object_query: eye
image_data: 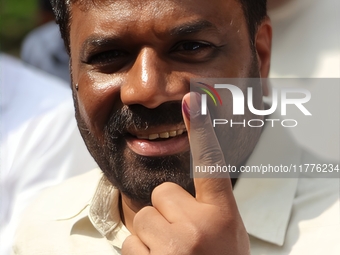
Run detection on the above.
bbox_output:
[176,41,212,52]
[86,50,129,65]
[170,41,218,62]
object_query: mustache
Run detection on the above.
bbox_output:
[104,101,184,138]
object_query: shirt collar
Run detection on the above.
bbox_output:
[54,169,130,249]
[88,175,130,249]
[234,122,301,246]
[53,169,103,221]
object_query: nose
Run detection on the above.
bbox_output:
[121,47,187,108]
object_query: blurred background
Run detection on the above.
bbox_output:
[1,0,51,56]
[1,2,98,255]
[1,0,70,82]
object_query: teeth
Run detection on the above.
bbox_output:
[177,129,184,135]
[160,132,170,138]
[169,131,177,137]
[148,134,159,140]
[136,128,186,140]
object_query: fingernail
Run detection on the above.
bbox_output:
[190,92,202,119]
[182,100,191,119]
[182,92,202,120]
[191,92,201,112]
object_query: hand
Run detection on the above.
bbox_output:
[122,92,250,255]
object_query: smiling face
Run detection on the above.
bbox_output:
[69,0,269,205]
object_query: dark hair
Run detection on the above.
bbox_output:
[40,0,53,12]
[238,0,267,47]
[50,0,267,54]
[38,0,52,12]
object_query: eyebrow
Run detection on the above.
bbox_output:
[80,36,121,59]
[80,20,219,59]
[169,20,218,36]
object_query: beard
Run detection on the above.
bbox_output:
[74,53,260,207]
[76,101,194,206]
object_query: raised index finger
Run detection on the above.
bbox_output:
[182,92,236,206]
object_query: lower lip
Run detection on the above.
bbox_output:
[126,134,190,157]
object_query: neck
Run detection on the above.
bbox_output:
[120,194,144,234]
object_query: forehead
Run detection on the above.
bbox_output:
[71,0,242,16]
[69,0,245,37]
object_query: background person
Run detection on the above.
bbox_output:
[21,0,70,82]
[0,53,97,255]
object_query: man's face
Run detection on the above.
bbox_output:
[69,0,265,205]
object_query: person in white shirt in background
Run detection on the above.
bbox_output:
[0,53,97,255]
[267,0,339,162]
[21,21,70,83]
[21,0,70,83]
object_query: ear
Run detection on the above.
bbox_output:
[255,17,272,96]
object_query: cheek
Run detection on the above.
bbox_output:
[202,39,254,78]
[75,72,123,137]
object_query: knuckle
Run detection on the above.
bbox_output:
[179,222,205,251]
[121,235,135,251]
[133,205,154,226]
[151,182,180,203]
